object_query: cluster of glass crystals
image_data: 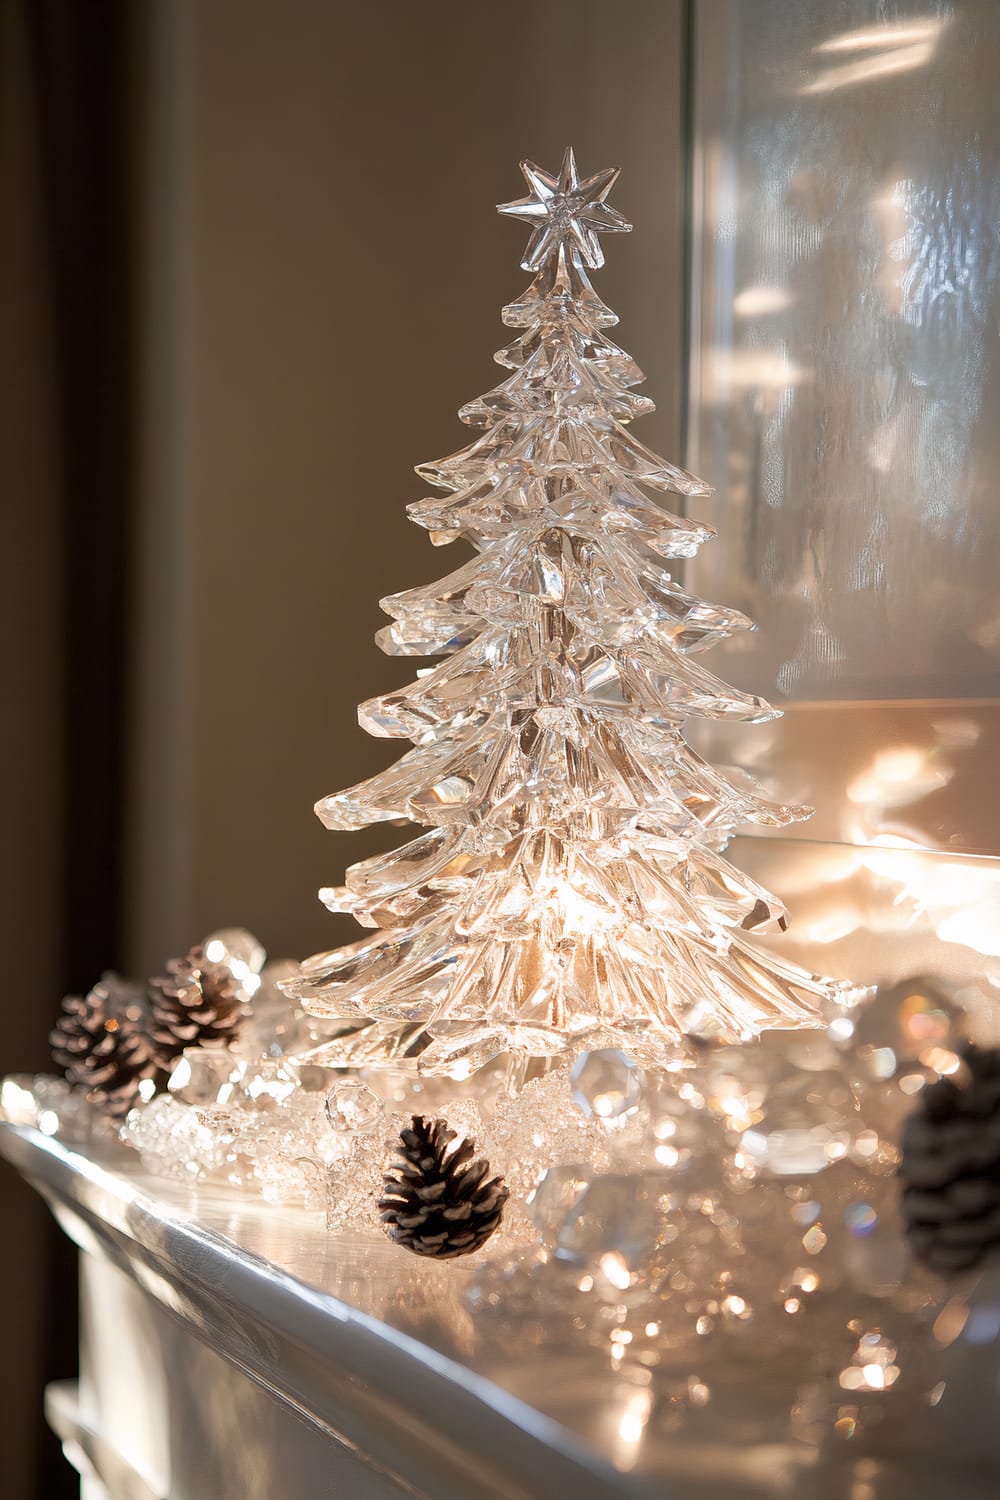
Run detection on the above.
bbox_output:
[284,149,860,1077]
[468,979,969,1458]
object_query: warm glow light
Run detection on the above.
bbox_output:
[933,1298,969,1347]
[920,1047,962,1077]
[618,1410,645,1444]
[802,18,946,96]
[846,744,950,810]
[814,19,947,53]
[732,286,795,318]
[612,1386,654,1464]
[710,347,811,393]
[600,1252,632,1291]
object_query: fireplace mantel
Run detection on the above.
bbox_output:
[4,1120,997,1500]
[1,1122,667,1500]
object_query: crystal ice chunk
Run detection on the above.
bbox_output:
[240,1058,300,1109]
[570,1049,643,1121]
[555,1172,665,1269]
[202,927,266,998]
[168,1049,245,1106]
[527,1163,595,1246]
[324,1079,385,1133]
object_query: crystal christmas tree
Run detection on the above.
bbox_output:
[286,149,854,1079]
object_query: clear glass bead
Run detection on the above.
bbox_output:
[168,1049,245,1107]
[325,1078,385,1133]
[570,1049,643,1121]
[240,1058,300,1109]
[201,927,267,998]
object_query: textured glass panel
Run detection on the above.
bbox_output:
[688,0,1000,861]
[688,0,1000,704]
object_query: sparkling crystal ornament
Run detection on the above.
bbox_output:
[240,1057,300,1109]
[325,1078,385,1133]
[284,147,862,1076]
[570,1049,643,1121]
[201,927,267,997]
[738,1067,856,1176]
[239,959,307,1058]
[554,1172,667,1272]
[167,1048,245,1107]
[526,1162,594,1246]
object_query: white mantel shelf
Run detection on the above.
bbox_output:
[5,1121,999,1500]
[2,1121,670,1500]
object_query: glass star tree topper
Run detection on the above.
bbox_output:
[285,149,856,1079]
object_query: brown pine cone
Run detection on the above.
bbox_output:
[900,1044,1000,1273]
[379,1115,509,1259]
[50,973,158,1118]
[148,946,244,1069]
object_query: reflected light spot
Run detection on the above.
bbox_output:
[600,1253,632,1291]
[733,285,795,318]
[618,1409,645,1445]
[920,1047,962,1076]
[803,36,941,95]
[814,18,948,53]
[933,1298,969,1347]
[708,347,811,394]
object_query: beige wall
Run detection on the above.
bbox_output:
[127,0,687,974]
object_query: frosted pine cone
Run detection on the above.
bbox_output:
[379,1116,509,1259]
[148,947,244,1069]
[900,1044,1000,1273]
[51,973,157,1118]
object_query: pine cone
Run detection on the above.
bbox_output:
[148,946,244,1069]
[900,1044,1000,1273]
[379,1115,509,1259]
[51,973,158,1118]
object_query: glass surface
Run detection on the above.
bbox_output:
[688,0,1000,705]
[687,0,1000,875]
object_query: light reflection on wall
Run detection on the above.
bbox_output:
[736,834,1000,1039]
[802,16,949,96]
